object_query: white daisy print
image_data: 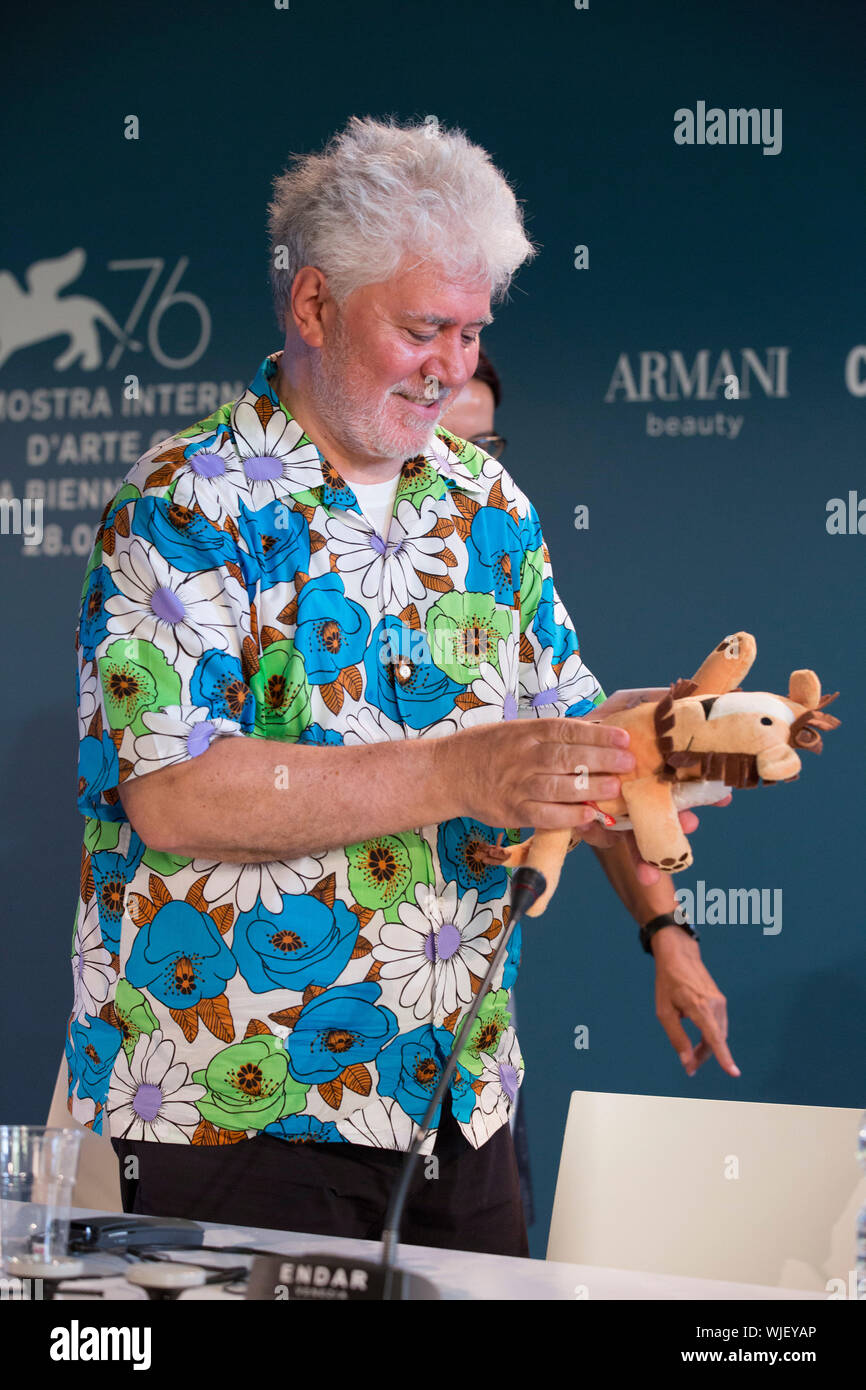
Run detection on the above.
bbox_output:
[466,1026,524,1144]
[133,704,245,776]
[171,440,252,523]
[72,896,114,1021]
[480,454,520,507]
[459,635,520,728]
[232,397,324,505]
[71,1095,98,1126]
[429,434,485,494]
[523,646,601,717]
[193,855,326,915]
[552,589,570,628]
[417,713,461,739]
[337,1097,436,1156]
[373,880,494,1021]
[326,494,449,608]
[104,537,239,664]
[343,705,404,744]
[76,655,99,738]
[107,1031,206,1142]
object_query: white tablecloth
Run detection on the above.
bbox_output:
[51,1207,828,1301]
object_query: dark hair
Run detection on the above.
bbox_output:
[473,344,502,408]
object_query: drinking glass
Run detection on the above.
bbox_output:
[0,1125,83,1275]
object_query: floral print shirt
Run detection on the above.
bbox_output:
[67,350,605,1155]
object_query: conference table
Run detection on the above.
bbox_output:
[44,1206,828,1301]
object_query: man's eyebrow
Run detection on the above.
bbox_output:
[401,310,494,328]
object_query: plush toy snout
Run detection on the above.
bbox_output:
[755,744,803,782]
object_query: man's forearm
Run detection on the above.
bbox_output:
[128,732,465,861]
[590,837,678,926]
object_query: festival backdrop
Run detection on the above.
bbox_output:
[1,0,863,1258]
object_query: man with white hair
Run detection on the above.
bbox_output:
[69,115,736,1257]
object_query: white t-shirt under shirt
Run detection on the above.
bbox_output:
[348,473,401,540]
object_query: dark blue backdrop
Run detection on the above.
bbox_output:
[2,0,863,1259]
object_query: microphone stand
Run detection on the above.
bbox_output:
[379,864,547,1300]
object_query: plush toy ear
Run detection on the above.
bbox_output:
[788,669,821,708]
[690,632,756,695]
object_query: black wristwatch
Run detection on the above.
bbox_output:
[639,912,700,955]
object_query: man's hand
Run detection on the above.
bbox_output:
[650,927,741,1078]
[452,715,635,832]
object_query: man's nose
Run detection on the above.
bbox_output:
[422,337,474,392]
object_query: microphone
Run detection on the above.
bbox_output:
[507,865,547,922]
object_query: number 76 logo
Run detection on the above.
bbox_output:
[0,248,211,374]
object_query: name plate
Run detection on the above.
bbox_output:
[244,1253,438,1301]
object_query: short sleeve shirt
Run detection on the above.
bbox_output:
[67,349,606,1155]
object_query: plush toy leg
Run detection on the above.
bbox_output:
[514,828,575,916]
[690,632,756,696]
[476,836,529,868]
[475,829,581,916]
[476,829,585,871]
[621,776,693,871]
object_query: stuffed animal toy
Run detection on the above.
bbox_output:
[479,632,840,915]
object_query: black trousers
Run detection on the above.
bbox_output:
[110,1091,529,1258]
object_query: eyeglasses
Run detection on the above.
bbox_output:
[469,433,507,460]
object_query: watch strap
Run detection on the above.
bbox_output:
[639,912,700,955]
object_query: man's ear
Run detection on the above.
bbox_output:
[289,265,332,348]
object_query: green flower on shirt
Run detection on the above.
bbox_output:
[288,486,321,510]
[518,545,545,633]
[80,484,141,602]
[425,592,512,684]
[453,987,513,1077]
[192,1035,308,1131]
[113,979,159,1062]
[178,404,232,438]
[346,832,434,923]
[394,456,441,507]
[83,815,121,856]
[141,847,192,875]
[451,437,486,473]
[249,639,311,739]
[98,638,182,734]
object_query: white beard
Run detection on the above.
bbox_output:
[307,315,442,461]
